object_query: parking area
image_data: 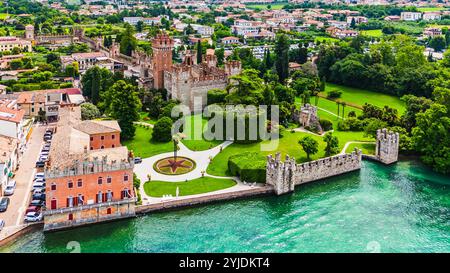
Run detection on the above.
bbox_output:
[0,124,47,234]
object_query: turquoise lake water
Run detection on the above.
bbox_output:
[1,160,449,253]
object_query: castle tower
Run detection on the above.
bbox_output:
[25,24,34,41]
[109,41,120,59]
[225,60,242,76]
[151,32,174,90]
[375,128,399,164]
[204,49,217,68]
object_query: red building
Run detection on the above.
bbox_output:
[43,107,135,231]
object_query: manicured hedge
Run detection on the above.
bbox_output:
[319,118,333,131]
[228,152,266,183]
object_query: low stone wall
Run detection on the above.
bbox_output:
[266,149,362,195]
[0,223,43,248]
[136,186,273,214]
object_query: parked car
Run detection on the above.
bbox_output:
[0,197,10,212]
[3,185,15,196]
[39,155,49,162]
[0,219,4,231]
[32,193,46,201]
[134,157,142,164]
[32,182,45,192]
[33,178,45,184]
[33,188,46,194]
[30,199,45,208]
[35,172,45,179]
[36,161,45,168]
[7,180,16,188]
[44,135,52,141]
[25,206,41,214]
[25,211,43,222]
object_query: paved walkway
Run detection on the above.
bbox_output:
[340,141,375,154]
[0,125,45,239]
[134,121,154,128]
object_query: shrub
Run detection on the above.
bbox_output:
[152,117,173,142]
[326,90,342,99]
[80,103,101,120]
[228,152,266,183]
[207,89,227,105]
[337,117,363,131]
[319,118,333,131]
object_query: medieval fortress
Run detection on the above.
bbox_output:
[132,33,242,111]
[266,128,400,195]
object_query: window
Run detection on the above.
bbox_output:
[51,199,57,210]
[90,147,93,150]
[107,208,112,215]
[90,136,93,141]
[121,189,131,199]
[97,191,102,203]
[68,180,73,189]
[68,214,73,221]
[100,135,105,140]
[67,196,74,208]
[107,176,112,184]
[112,134,115,140]
[51,183,56,191]
[77,179,83,187]
[98,177,103,185]
[107,191,113,202]
[112,144,115,148]
[101,146,104,149]
[77,194,84,206]
[124,174,129,182]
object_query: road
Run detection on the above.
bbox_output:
[0,125,45,232]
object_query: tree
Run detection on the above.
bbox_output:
[81,66,114,108]
[120,23,137,56]
[46,52,59,63]
[215,48,225,66]
[196,41,203,64]
[274,34,290,83]
[136,21,144,32]
[226,69,265,105]
[323,132,339,156]
[429,36,446,52]
[298,136,318,160]
[103,80,142,140]
[80,103,101,120]
[152,117,173,142]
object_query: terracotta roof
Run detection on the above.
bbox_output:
[74,120,121,135]
[0,106,25,123]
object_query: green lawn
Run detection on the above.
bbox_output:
[361,29,383,37]
[138,112,156,125]
[123,126,173,158]
[0,13,9,20]
[418,7,447,12]
[345,142,376,155]
[207,130,373,176]
[181,114,222,151]
[143,177,237,197]
[322,83,406,114]
[315,36,339,43]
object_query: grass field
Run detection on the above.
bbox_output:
[207,130,372,176]
[315,36,339,43]
[138,112,156,125]
[345,142,376,155]
[321,83,406,114]
[0,13,9,20]
[143,177,237,197]
[361,29,383,37]
[181,114,222,151]
[246,3,287,10]
[123,126,173,158]
[417,7,447,12]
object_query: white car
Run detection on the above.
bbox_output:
[32,182,45,191]
[25,212,43,222]
[7,180,16,188]
[34,173,45,180]
[0,219,4,231]
[3,185,15,196]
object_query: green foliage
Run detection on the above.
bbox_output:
[364,118,388,138]
[120,23,137,56]
[207,88,227,105]
[327,89,342,99]
[80,103,101,120]
[337,117,364,131]
[319,119,333,131]
[103,80,142,140]
[274,34,290,83]
[298,136,319,160]
[152,117,173,142]
[228,152,266,183]
[81,66,114,107]
[226,69,265,105]
[323,132,340,156]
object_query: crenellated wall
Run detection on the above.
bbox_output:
[375,128,399,164]
[266,149,362,195]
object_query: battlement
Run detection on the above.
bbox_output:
[375,128,399,164]
[266,149,362,195]
[45,156,134,179]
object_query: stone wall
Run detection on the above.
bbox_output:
[375,128,399,164]
[266,149,362,195]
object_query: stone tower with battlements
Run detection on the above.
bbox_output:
[25,24,34,41]
[151,32,174,90]
[375,128,399,164]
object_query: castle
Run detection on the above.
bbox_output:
[266,128,400,195]
[133,33,242,112]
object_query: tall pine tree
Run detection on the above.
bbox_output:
[275,34,290,83]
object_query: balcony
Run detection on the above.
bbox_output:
[43,197,137,216]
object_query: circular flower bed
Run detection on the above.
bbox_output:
[153,156,196,175]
